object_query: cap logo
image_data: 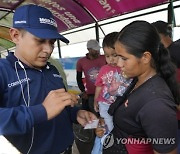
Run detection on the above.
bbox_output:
[14,20,27,24]
[39,18,57,27]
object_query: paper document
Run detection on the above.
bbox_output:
[84,119,99,129]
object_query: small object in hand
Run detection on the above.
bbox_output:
[84,119,99,129]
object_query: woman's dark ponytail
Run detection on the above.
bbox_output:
[156,44,180,104]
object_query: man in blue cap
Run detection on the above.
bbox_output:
[0,4,97,154]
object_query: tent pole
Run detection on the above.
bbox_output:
[57,40,62,58]
[168,0,176,39]
[95,23,99,42]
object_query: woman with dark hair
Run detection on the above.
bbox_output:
[152,21,180,153]
[98,21,180,154]
[151,20,180,69]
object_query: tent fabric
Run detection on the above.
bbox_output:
[0,26,15,50]
[0,0,169,52]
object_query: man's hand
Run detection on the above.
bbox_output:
[77,110,97,127]
[43,88,79,120]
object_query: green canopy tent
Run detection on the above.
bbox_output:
[0,26,15,57]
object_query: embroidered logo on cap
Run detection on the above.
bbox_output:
[39,18,57,27]
[15,20,27,24]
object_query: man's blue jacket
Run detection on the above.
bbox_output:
[0,52,79,153]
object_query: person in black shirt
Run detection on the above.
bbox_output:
[96,21,180,154]
[152,20,180,152]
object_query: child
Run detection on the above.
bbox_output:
[91,32,133,154]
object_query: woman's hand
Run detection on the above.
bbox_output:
[95,118,106,137]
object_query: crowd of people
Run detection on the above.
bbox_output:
[0,4,179,154]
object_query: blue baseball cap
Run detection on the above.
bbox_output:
[13,4,69,44]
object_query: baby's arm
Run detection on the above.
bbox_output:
[94,86,102,112]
